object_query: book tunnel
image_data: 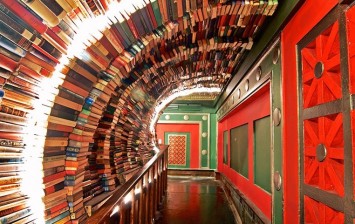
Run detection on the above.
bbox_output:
[0,0,355,223]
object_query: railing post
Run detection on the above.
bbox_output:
[138,179,144,224]
[86,146,168,224]
[119,201,126,224]
[130,188,135,224]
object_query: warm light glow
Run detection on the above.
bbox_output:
[134,188,141,195]
[20,62,66,223]
[19,1,145,221]
[110,206,120,217]
[124,194,133,204]
[149,87,221,134]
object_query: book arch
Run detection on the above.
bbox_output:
[0,0,277,222]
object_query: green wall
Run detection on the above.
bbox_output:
[158,106,217,169]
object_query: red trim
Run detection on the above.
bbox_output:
[218,84,271,219]
[281,1,337,222]
[156,123,200,168]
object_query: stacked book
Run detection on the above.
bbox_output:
[79,72,115,221]
[0,0,278,221]
[0,110,33,223]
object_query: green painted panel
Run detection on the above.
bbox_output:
[223,130,228,164]
[230,124,249,178]
[164,105,216,113]
[164,132,190,169]
[271,42,283,224]
[158,112,211,168]
[210,114,217,169]
[254,116,271,193]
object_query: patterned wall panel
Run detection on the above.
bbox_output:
[301,21,341,108]
[159,113,212,168]
[303,113,344,196]
[304,196,344,223]
[167,134,187,166]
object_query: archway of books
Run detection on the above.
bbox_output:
[0,0,277,222]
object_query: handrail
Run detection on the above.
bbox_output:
[87,145,168,224]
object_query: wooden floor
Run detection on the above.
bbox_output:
[155,175,237,224]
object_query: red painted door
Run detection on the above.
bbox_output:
[156,123,200,169]
[283,1,355,223]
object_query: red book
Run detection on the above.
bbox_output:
[65,160,78,168]
[31,44,60,64]
[16,65,42,81]
[145,1,158,29]
[19,58,52,78]
[24,52,55,72]
[61,80,89,98]
[45,28,68,50]
[0,204,28,217]
[99,0,109,10]
[43,171,66,183]
[125,16,139,39]
[68,133,83,141]
[86,47,109,69]
[44,184,60,195]
[0,53,17,72]
[111,56,127,68]
[103,29,124,52]
[47,122,74,133]
[99,35,119,58]
[0,0,47,34]
[0,131,24,141]
[45,200,68,215]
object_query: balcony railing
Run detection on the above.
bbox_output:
[87,145,168,224]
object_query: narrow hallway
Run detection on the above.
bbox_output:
[156,175,237,224]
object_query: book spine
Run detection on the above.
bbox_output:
[41,0,67,19]
[43,171,66,183]
[0,204,27,217]
[0,208,32,223]
[112,22,131,49]
[130,11,146,37]
[118,19,135,44]
[44,181,65,195]
[0,1,47,34]
[99,35,119,58]
[0,22,32,51]
[0,49,17,72]
[124,17,139,40]
[145,2,158,29]
[45,210,70,224]
[21,0,60,27]
[140,6,154,32]
[0,176,22,185]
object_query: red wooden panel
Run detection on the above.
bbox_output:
[156,123,200,168]
[304,196,344,223]
[304,113,344,196]
[351,110,355,197]
[218,84,271,219]
[346,6,355,94]
[301,22,341,108]
[282,1,338,222]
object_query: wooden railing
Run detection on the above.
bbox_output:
[87,145,168,224]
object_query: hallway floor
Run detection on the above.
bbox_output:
[156,175,237,224]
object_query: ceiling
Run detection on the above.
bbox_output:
[0,0,281,136]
